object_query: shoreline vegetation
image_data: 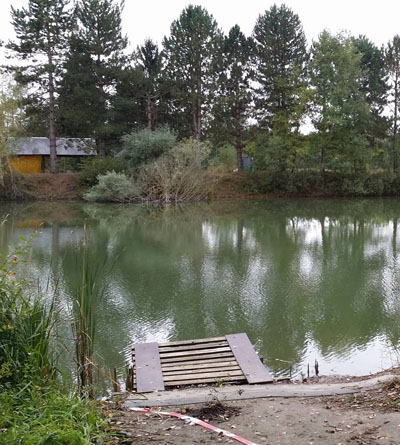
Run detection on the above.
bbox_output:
[4,169,400,203]
[0,232,111,444]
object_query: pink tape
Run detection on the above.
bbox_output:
[129,406,259,445]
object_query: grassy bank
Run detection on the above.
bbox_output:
[0,384,108,444]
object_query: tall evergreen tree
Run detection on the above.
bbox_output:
[252,4,308,129]
[137,39,163,130]
[72,0,128,153]
[7,0,73,173]
[309,31,371,173]
[214,25,252,170]
[108,65,148,139]
[385,36,400,173]
[353,36,388,155]
[162,5,223,140]
[57,36,99,138]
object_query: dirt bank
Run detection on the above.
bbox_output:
[20,173,83,200]
[106,371,400,444]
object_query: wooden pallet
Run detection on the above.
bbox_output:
[130,333,273,393]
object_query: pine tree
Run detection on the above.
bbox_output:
[73,0,128,154]
[385,36,400,173]
[215,25,252,170]
[252,4,308,129]
[57,35,99,138]
[162,5,223,140]
[353,36,388,154]
[136,39,163,130]
[7,0,73,173]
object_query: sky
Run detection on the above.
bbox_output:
[0,0,400,55]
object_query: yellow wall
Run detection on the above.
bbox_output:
[10,155,42,174]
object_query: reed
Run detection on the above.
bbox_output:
[67,228,108,397]
[0,237,56,385]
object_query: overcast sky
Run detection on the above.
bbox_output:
[0,0,400,55]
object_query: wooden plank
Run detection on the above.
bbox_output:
[161,360,239,372]
[158,336,226,347]
[138,351,235,364]
[164,375,245,386]
[163,365,242,376]
[158,341,228,353]
[133,356,236,368]
[163,369,244,382]
[159,346,231,358]
[134,342,164,393]
[226,333,273,384]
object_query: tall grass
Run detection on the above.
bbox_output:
[0,229,112,444]
[66,229,109,397]
[0,235,56,385]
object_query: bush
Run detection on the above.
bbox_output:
[211,144,237,172]
[119,126,177,168]
[84,171,140,203]
[79,156,126,186]
[138,138,211,202]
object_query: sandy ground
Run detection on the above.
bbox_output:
[106,372,400,444]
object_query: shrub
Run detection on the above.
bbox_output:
[119,126,177,168]
[138,138,211,202]
[79,156,126,186]
[84,171,139,203]
[211,144,237,172]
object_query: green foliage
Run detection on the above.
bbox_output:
[120,127,177,168]
[84,171,139,203]
[240,170,400,197]
[59,0,128,149]
[211,25,252,169]
[138,138,211,202]
[385,35,400,172]
[163,5,223,139]
[0,235,56,386]
[252,4,308,128]
[136,39,163,130]
[211,144,237,172]
[79,156,126,186]
[0,384,108,444]
[309,31,371,172]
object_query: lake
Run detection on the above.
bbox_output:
[1,199,399,379]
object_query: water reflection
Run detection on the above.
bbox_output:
[0,199,399,377]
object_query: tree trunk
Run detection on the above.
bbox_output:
[320,146,325,173]
[96,54,106,157]
[146,95,153,130]
[47,48,57,173]
[393,73,399,173]
[193,96,201,141]
[193,74,201,141]
[234,104,244,171]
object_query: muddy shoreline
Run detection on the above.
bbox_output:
[106,368,400,444]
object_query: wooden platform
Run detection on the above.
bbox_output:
[129,333,273,393]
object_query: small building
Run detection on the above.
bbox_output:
[8,137,97,173]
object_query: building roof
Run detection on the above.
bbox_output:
[8,137,97,156]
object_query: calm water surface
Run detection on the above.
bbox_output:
[1,199,400,378]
